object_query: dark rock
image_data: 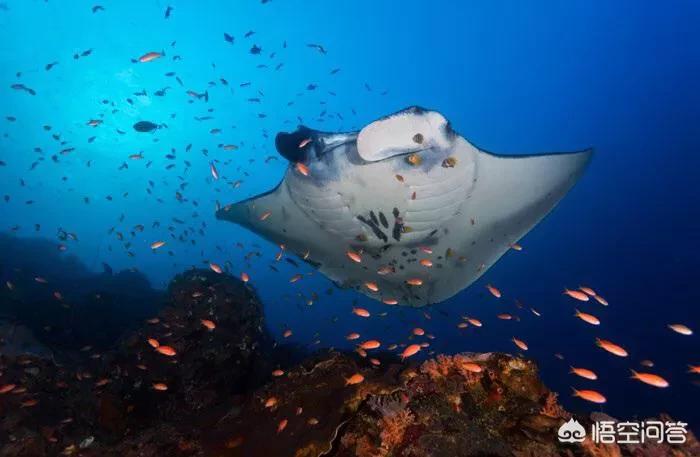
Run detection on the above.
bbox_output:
[0,234,162,352]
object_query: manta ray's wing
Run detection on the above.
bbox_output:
[428,139,593,304]
[215,177,352,284]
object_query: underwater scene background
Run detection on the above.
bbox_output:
[1,0,699,446]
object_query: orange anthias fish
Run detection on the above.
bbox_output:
[21,398,39,408]
[209,263,223,274]
[401,344,421,360]
[0,384,17,394]
[277,418,288,433]
[150,240,166,250]
[346,250,362,263]
[412,327,425,336]
[575,309,600,326]
[359,340,380,350]
[201,319,216,331]
[564,289,589,302]
[486,284,501,298]
[593,294,609,306]
[579,286,596,296]
[155,345,177,356]
[668,324,693,336]
[152,382,168,391]
[147,338,160,348]
[467,318,482,327]
[364,281,379,292]
[512,337,528,351]
[138,51,164,63]
[570,367,598,380]
[572,388,606,404]
[596,338,628,357]
[352,307,370,318]
[459,361,482,373]
[295,162,310,176]
[346,332,360,340]
[345,373,364,385]
[630,370,670,388]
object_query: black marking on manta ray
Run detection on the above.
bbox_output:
[379,212,389,228]
[357,215,388,242]
[370,211,379,226]
[392,207,404,242]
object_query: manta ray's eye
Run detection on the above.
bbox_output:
[412,133,424,144]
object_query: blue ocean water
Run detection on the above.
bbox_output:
[1,0,699,431]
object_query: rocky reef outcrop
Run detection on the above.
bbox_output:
[0,269,697,457]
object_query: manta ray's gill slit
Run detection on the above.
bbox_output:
[369,211,379,226]
[356,215,387,242]
[378,212,389,228]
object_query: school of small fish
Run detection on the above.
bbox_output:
[0,2,697,446]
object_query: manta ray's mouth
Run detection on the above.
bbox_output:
[275,127,314,162]
[276,127,362,166]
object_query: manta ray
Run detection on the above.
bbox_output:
[217,107,592,307]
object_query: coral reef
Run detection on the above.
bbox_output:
[0,269,698,456]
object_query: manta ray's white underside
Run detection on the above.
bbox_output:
[217,107,592,307]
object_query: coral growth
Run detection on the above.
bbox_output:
[540,392,570,419]
[379,409,414,452]
[0,270,698,456]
